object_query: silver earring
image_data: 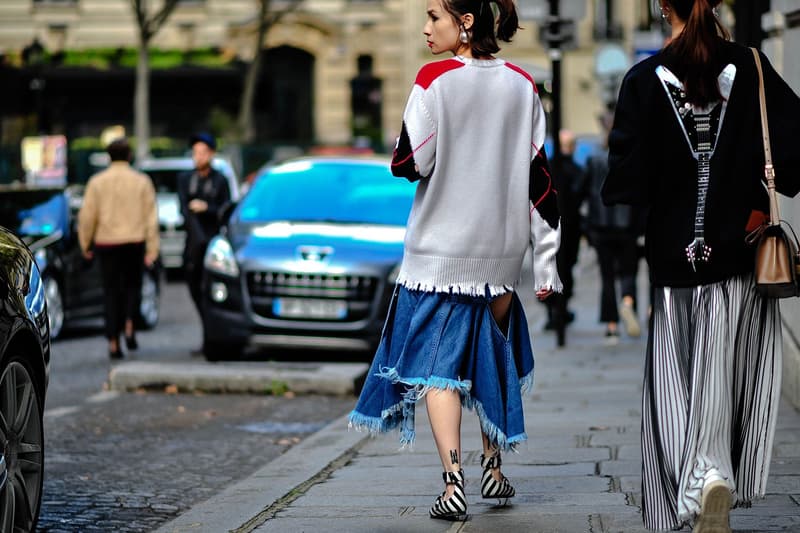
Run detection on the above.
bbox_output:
[459,26,469,44]
[660,7,669,20]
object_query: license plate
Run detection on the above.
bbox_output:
[273,298,347,319]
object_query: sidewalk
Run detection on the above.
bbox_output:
[157,246,800,533]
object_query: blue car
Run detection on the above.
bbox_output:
[201,156,417,360]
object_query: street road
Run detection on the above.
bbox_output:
[38,280,357,532]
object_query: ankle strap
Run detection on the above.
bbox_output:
[480,453,502,469]
[442,470,464,484]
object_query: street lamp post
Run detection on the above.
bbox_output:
[546,0,567,347]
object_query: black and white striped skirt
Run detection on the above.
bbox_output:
[641,273,782,530]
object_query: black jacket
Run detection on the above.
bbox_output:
[604,41,800,288]
[177,168,231,251]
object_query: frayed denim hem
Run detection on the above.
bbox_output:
[348,368,532,452]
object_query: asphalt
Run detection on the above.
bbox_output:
[151,246,800,533]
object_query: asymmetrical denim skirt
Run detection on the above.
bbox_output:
[348,285,535,451]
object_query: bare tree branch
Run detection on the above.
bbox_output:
[236,0,304,143]
[147,0,181,39]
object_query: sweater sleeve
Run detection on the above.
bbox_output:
[391,84,437,182]
[77,178,98,255]
[604,69,651,206]
[143,178,160,263]
[529,94,563,293]
[760,51,800,198]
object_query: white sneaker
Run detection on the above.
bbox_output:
[694,478,732,533]
[619,302,641,338]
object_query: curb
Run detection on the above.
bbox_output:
[155,412,370,533]
[108,361,369,396]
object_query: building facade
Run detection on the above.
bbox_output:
[0,0,664,151]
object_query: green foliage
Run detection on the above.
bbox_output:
[265,380,290,396]
[57,47,233,70]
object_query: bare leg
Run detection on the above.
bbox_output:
[426,389,462,497]
[125,318,134,338]
[480,292,514,481]
[489,292,513,337]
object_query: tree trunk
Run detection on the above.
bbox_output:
[237,47,263,144]
[237,0,271,144]
[134,42,150,161]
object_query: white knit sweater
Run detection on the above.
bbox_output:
[391,56,562,296]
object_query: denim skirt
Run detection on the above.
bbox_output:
[348,285,535,451]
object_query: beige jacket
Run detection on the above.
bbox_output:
[78,161,159,262]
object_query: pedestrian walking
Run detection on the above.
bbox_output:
[177,133,231,339]
[604,1,800,531]
[583,112,644,343]
[545,130,583,337]
[78,137,159,359]
[349,0,561,521]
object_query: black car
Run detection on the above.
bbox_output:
[0,224,50,530]
[201,156,416,361]
[0,186,162,340]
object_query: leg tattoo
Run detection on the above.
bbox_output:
[450,449,459,466]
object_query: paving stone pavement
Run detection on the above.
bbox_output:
[160,249,800,533]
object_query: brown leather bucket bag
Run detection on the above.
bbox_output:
[747,48,800,298]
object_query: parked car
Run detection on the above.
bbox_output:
[0,224,49,530]
[136,156,241,271]
[201,156,417,360]
[0,185,162,340]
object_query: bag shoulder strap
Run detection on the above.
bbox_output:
[751,47,781,226]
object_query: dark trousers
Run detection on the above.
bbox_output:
[97,242,145,341]
[591,229,639,323]
[184,243,208,318]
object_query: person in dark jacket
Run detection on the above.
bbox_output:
[177,132,231,322]
[545,130,583,334]
[604,1,800,531]
[583,113,644,342]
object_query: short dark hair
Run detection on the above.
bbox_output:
[106,138,131,162]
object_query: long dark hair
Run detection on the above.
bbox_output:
[443,0,520,57]
[664,0,731,106]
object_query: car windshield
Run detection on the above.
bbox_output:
[0,189,67,238]
[237,160,416,226]
[145,169,182,194]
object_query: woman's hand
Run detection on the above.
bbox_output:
[535,287,554,301]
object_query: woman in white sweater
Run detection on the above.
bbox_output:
[349,0,561,520]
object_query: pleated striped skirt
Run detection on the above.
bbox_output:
[641,273,782,530]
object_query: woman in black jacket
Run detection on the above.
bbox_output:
[604,1,800,531]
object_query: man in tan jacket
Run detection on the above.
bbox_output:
[78,137,159,359]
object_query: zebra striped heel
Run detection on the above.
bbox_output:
[429,470,467,521]
[480,452,515,505]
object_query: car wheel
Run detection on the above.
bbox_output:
[137,270,160,330]
[0,356,44,532]
[202,340,243,362]
[43,277,63,340]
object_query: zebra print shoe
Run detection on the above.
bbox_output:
[480,452,515,505]
[429,469,468,521]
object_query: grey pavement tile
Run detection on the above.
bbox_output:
[773,442,800,457]
[617,476,641,493]
[600,460,643,477]
[460,512,599,532]
[765,476,800,494]
[765,458,800,475]
[616,445,643,461]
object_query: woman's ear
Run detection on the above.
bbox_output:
[461,13,474,31]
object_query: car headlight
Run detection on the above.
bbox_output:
[387,264,401,283]
[204,236,239,277]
